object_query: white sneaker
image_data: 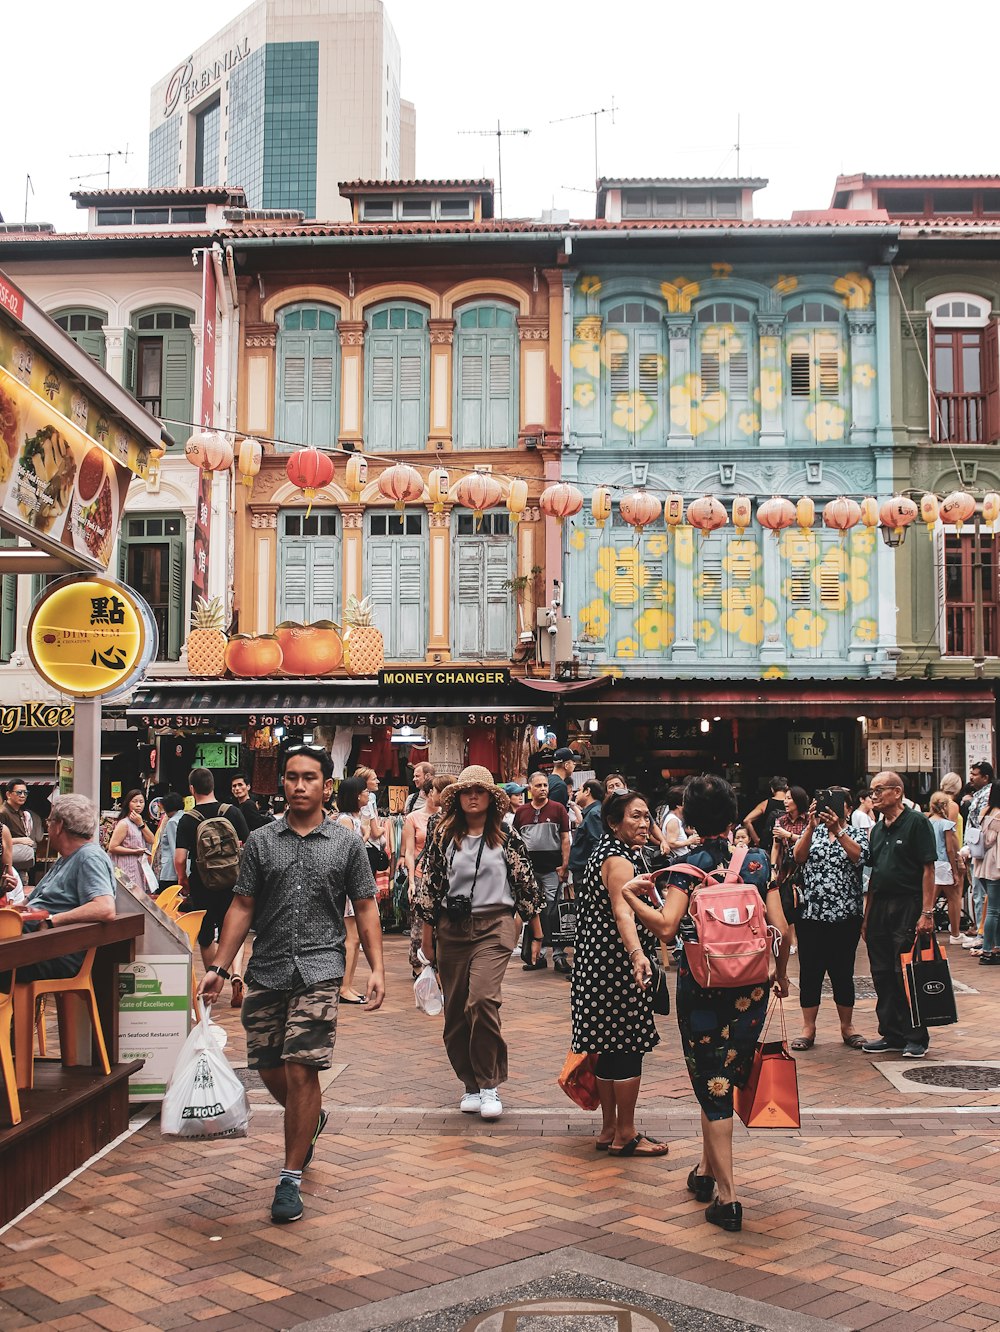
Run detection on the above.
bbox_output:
[459,1092,481,1113]
[479,1088,503,1120]
[950,934,974,945]
[962,935,983,949]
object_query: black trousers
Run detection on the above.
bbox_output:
[865,895,929,1047]
[796,917,863,1008]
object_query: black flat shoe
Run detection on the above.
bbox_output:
[705,1198,742,1232]
[686,1165,716,1203]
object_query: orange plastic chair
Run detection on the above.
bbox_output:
[13,946,111,1091]
[173,911,206,1006]
[0,908,22,1124]
[156,884,184,917]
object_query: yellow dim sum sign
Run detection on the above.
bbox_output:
[28,575,157,699]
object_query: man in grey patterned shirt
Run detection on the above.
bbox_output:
[199,744,385,1224]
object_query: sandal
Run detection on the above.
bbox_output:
[230,975,245,1009]
[607,1134,669,1158]
[842,1034,867,1049]
[791,1035,815,1051]
[339,993,366,1005]
[595,1140,613,1152]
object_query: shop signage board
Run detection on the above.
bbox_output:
[965,718,994,769]
[0,701,74,732]
[190,254,217,611]
[118,955,192,1101]
[378,668,511,688]
[58,757,74,794]
[28,575,158,699]
[788,730,842,762]
[192,741,240,769]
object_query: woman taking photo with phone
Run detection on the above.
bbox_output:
[623,774,789,1232]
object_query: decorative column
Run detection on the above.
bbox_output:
[759,533,787,669]
[543,269,566,439]
[102,327,127,389]
[671,526,697,663]
[519,507,542,632]
[428,318,455,451]
[337,321,365,451]
[248,509,277,635]
[338,505,365,606]
[517,316,549,442]
[870,265,895,447]
[847,309,878,445]
[756,315,786,448]
[427,505,453,657]
[242,323,276,439]
[665,315,693,447]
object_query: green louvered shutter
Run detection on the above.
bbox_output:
[0,536,15,663]
[123,327,138,395]
[368,334,397,451]
[454,540,484,655]
[458,332,485,447]
[397,334,424,450]
[161,329,193,445]
[394,535,425,656]
[277,330,336,450]
[487,331,514,447]
[279,538,309,623]
[278,335,308,448]
[166,536,185,659]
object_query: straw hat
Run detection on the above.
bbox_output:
[440,765,510,815]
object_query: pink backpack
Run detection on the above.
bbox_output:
[671,845,776,989]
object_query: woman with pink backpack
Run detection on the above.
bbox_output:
[623,774,790,1233]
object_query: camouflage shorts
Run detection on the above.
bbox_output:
[242,979,341,1070]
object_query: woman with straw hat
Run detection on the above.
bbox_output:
[416,766,543,1121]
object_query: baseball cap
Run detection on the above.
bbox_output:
[554,748,576,762]
[502,782,527,796]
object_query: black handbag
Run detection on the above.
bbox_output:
[366,842,390,873]
[648,953,671,1016]
[903,933,958,1028]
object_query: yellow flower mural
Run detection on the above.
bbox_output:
[721,586,777,645]
[579,275,602,295]
[612,390,655,432]
[758,367,782,411]
[778,529,818,563]
[674,526,694,567]
[573,381,596,407]
[834,272,873,309]
[646,579,675,606]
[761,665,788,680]
[570,340,600,377]
[599,665,623,678]
[693,572,719,600]
[575,315,602,343]
[712,262,733,277]
[850,528,875,556]
[738,410,761,436]
[693,618,716,643]
[805,401,847,442]
[853,363,876,387]
[600,328,629,368]
[723,538,762,577]
[596,547,650,606]
[569,527,586,550]
[700,324,744,361]
[670,374,725,437]
[617,636,639,659]
[645,532,668,558]
[579,599,610,638]
[787,608,828,649]
[815,547,869,611]
[773,275,798,296]
[854,617,877,642]
[660,277,700,313]
[635,608,675,651]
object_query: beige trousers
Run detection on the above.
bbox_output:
[436,910,518,1092]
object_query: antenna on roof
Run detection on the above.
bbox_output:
[458,120,531,220]
[735,115,741,177]
[69,146,130,190]
[550,97,617,186]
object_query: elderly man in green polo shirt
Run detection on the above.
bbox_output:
[862,771,937,1059]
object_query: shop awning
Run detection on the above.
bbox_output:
[585,678,998,721]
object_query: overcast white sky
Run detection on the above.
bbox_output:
[3,0,997,231]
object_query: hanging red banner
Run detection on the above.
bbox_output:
[191,251,217,605]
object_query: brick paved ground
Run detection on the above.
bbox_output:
[2,936,1000,1331]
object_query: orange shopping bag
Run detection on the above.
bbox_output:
[557,1052,600,1111]
[734,997,800,1129]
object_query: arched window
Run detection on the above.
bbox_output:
[694,301,754,443]
[275,303,339,451]
[53,307,107,367]
[454,303,517,447]
[926,293,995,443]
[785,301,846,443]
[366,302,428,451]
[602,300,666,445]
[127,307,194,445]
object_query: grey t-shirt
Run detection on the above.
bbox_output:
[446,835,513,914]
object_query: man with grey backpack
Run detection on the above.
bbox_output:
[175,768,249,995]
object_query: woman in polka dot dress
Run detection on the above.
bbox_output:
[570,789,667,1159]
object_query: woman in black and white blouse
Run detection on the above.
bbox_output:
[789,787,868,1051]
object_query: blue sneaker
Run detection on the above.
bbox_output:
[270,1178,303,1224]
[861,1037,904,1053]
[902,1042,928,1059]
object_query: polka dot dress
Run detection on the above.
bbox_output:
[570,834,660,1056]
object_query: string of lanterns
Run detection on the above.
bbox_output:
[184,427,994,544]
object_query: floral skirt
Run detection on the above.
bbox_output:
[675,953,768,1121]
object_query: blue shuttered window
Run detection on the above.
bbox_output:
[366,510,426,659]
[786,302,846,442]
[695,303,753,443]
[453,512,513,657]
[602,301,667,445]
[455,305,517,447]
[366,304,428,451]
[277,511,340,623]
[275,305,338,451]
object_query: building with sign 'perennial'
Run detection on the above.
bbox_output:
[147,0,416,220]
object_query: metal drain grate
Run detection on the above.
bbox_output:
[901,1064,1000,1091]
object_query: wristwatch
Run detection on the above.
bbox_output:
[208,964,232,980]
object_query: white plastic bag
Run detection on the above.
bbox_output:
[161,1000,251,1139]
[413,964,443,1016]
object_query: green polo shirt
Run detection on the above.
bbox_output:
[868,806,937,900]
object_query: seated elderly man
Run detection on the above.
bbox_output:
[11,794,116,983]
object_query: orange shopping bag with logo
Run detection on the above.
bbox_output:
[557,1052,600,1111]
[735,997,800,1129]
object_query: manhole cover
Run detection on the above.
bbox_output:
[902,1064,1000,1091]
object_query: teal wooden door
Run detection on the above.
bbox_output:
[367,305,427,451]
[276,307,338,449]
[365,511,426,659]
[453,513,513,658]
[455,306,516,447]
[277,512,340,623]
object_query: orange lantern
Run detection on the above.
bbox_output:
[757,495,796,538]
[286,448,334,516]
[427,467,450,512]
[795,496,815,534]
[940,489,976,532]
[620,490,662,534]
[591,486,612,529]
[185,428,233,472]
[731,495,753,536]
[983,492,1000,531]
[236,437,262,492]
[859,496,879,530]
[823,496,861,533]
[345,453,368,502]
[377,462,425,509]
[686,495,727,534]
[919,492,940,538]
[507,477,529,524]
[664,493,685,528]
[539,482,584,526]
[878,495,918,537]
[456,471,504,521]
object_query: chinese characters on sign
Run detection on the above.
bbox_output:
[28,576,156,699]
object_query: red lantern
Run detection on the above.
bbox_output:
[796,496,815,533]
[456,471,504,518]
[377,462,425,509]
[686,495,727,534]
[940,490,976,532]
[731,495,752,535]
[539,482,584,526]
[185,428,233,472]
[619,490,662,534]
[286,448,334,516]
[823,496,861,533]
[757,495,796,537]
[591,486,612,529]
[878,495,918,536]
[860,496,879,530]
